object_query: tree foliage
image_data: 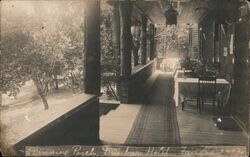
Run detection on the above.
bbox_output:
[1,1,85,109]
[1,30,31,96]
[100,1,119,100]
[156,25,189,53]
[1,0,120,108]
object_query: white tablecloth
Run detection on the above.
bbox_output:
[174,69,192,79]
[174,77,231,107]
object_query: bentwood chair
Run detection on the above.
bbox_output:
[197,75,217,113]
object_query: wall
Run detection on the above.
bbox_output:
[14,97,100,155]
[128,60,156,104]
[200,15,215,63]
[199,1,249,128]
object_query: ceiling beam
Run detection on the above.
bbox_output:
[157,0,164,12]
[134,0,154,23]
[197,1,217,24]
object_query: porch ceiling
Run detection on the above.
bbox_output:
[138,0,217,25]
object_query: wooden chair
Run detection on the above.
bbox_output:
[184,71,193,78]
[197,75,217,113]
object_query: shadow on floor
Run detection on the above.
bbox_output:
[213,117,242,131]
[99,103,119,116]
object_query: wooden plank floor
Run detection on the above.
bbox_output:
[176,103,248,145]
[100,72,248,146]
[125,74,180,145]
[100,103,141,144]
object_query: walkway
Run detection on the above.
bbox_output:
[125,73,180,145]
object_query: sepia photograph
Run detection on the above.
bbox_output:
[0,0,249,156]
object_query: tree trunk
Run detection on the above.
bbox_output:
[44,83,49,93]
[70,73,75,85]
[107,82,119,100]
[0,91,3,107]
[54,74,59,90]
[33,79,49,110]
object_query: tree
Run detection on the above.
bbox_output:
[0,30,31,106]
[156,25,189,56]
[1,1,85,109]
[100,1,119,100]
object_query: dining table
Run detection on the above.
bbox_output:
[174,70,231,108]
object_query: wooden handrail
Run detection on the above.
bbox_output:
[131,60,155,77]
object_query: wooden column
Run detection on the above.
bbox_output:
[218,24,225,75]
[149,24,155,60]
[84,0,101,95]
[141,15,147,65]
[232,19,249,126]
[212,20,216,62]
[120,0,132,77]
[154,27,158,59]
[119,0,133,103]
[110,1,121,99]
[188,27,192,58]
[83,0,100,144]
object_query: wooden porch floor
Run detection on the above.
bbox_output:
[177,103,248,145]
[100,73,248,146]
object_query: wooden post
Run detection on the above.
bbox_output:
[150,24,155,60]
[232,19,249,124]
[84,0,101,95]
[188,26,192,58]
[154,27,157,59]
[83,0,100,144]
[120,0,132,77]
[119,0,133,103]
[110,0,121,99]
[141,15,147,65]
[212,20,216,62]
[199,25,203,61]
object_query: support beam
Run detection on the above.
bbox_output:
[154,26,158,59]
[232,19,249,126]
[198,25,203,61]
[188,26,192,58]
[120,0,132,77]
[157,0,164,14]
[83,0,100,144]
[134,0,153,23]
[141,15,147,65]
[119,0,133,103]
[149,24,155,60]
[110,1,121,99]
[84,0,101,95]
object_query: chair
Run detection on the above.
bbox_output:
[184,71,195,78]
[197,75,217,113]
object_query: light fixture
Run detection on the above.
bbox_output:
[131,17,141,39]
[164,3,178,26]
[238,1,250,22]
[225,0,250,24]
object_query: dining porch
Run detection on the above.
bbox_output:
[100,71,248,146]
